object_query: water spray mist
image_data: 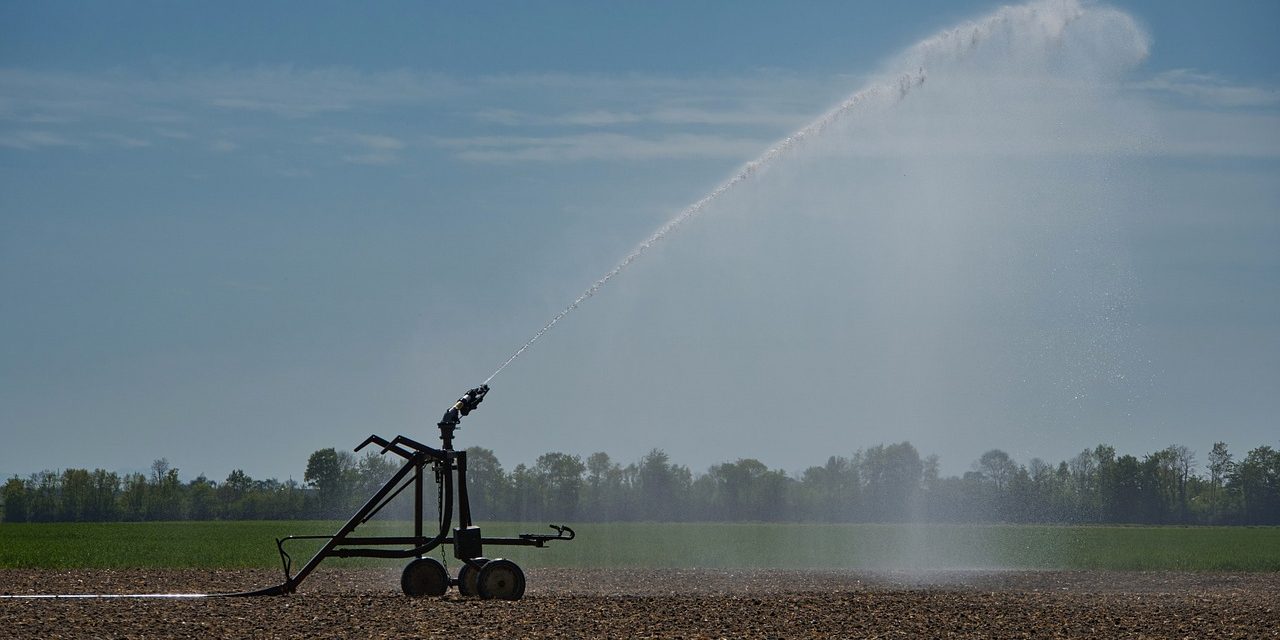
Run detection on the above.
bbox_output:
[483,0,1087,385]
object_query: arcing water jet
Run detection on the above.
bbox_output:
[483,0,1091,385]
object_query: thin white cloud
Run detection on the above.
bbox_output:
[648,107,807,127]
[436,132,767,162]
[474,106,808,129]
[0,67,463,122]
[348,133,405,151]
[15,113,78,124]
[0,66,836,167]
[155,128,192,140]
[554,110,645,127]
[314,131,407,165]
[342,152,398,165]
[473,108,528,126]
[2,64,1275,164]
[0,130,82,150]
[183,67,463,118]
[95,132,151,148]
[1135,69,1280,109]
[473,71,842,98]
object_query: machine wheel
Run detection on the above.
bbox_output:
[476,558,525,600]
[401,557,449,597]
[457,558,489,597]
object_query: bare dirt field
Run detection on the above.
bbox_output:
[2,568,1277,639]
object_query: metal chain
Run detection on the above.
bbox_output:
[436,464,448,573]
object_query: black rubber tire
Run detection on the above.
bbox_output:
[457,558,489,597]
[476,558,525,601]
[401,557,449,597]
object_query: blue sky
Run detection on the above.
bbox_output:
[2,1,1277,482]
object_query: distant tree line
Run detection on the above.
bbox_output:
[3,441,1278,525]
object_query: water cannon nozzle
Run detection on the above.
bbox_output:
[438,384,491,430]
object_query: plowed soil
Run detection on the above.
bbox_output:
[2,568,1277,639]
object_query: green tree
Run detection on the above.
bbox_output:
[145,459,184,521]
[973,450,1025,521]
[463,447,508,520]
[2,477,29,523]
[60,469,93,521]
[219,469,253,519]
[188,475,218,520]
[1207,442,1233,521]
[89,469,121,521]
[1230,446,1280,524]
[304,448,355,516]
[1106,454,1142,523]
[636,449,690,521]
[1026,458,1073,522]
[354,452,401,513]
[584,452,630,521]
[976,450,1018,492]
[534,452,586,520]
[856,442,923,522]
[1166,445,1196,523]
[801,456,858,522]
[1091,445,1118,522]
[1137,448,1181,524]
[508,463,544,521]
[119,472,148,521]
[1068,448,1100,521]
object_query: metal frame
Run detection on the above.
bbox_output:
[233,388,573,597]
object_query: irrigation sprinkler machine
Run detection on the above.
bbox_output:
[242,384,574,600]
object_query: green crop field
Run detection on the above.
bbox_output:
[1,521,1277,571]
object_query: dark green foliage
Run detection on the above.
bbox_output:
[1232,445,1280,524]
[2,440,1279,525]
[303,448,351,517]
[2,477,28,523]
[463,447,508,520]
[534,452,586,521]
